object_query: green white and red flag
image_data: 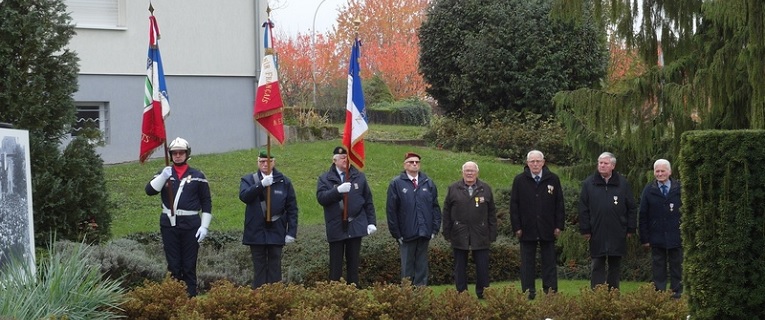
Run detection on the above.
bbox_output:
[139,13,170,163]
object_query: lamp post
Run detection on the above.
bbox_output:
[311,0,328,107]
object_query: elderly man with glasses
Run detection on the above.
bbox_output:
[386,152,442,286]
[510,150,565,300]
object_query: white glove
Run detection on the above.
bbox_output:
[149,166,173,192]
[367,224,377,235]
[397,237,403,245]
[261,174,274,187]
[160,166,173,179]
[196,212,212,243]
[195,227,208,243]
[337,182,351,193]
[431,233,436,239]
[285,235,296,244]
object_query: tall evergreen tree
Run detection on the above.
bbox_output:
[0,0,111,244]
[419,0,608,119]
[551,0,764,181]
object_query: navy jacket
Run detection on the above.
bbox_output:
[145,166,211,230]
[386,171,442,241]
[239,168,298,245]
[442,179,497,250]
[510,166,565,242]
[578,171,638,257]
[639,178,682,249]
[316,164,376,243]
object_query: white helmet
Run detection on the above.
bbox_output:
[168,137,191,156]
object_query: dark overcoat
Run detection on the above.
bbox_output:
[442,179,497,250]
[638,178,682,249]
[317,164,376,243]
[510,166,565,242]
[578,171,637,257]
[239,168,298,245]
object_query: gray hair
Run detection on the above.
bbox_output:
[598,152,617,165]
[654,159,672,171]
[526,150,544,161]
[462,161,479,172]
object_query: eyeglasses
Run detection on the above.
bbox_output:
[257,159,273,163]
[406,160,420,164]
[528,160,543,163]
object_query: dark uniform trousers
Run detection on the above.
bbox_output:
[453,248,489,298]
[328,237,362,285]
[161,226,200,296]
[250,244,284,289]
[591,255,622,290]
[520,239,557,297]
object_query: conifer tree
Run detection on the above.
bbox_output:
[0,0,111,244]
[551,0,764,181]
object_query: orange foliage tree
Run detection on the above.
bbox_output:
[273,0,430,108]
[274,31,342,107]
[334,0,429,99]
[606,36,646,92]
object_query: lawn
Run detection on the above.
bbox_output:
[105,124,645,294]
[106,125,523,237]
[430,279,644,296]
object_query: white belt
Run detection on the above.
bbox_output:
[162,209,199,216]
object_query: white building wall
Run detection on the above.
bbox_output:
[66,0,271,164]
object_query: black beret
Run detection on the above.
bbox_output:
[333,146,348,155]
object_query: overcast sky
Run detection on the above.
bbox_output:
[267,0,346,37]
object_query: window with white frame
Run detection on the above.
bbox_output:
[65,0,126,29]
[72,102,110,143]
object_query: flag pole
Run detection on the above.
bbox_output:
[265,136,272,226]
[149,2,174,218]
[343,18,362,231]
[162,140,175,217]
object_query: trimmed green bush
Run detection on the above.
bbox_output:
[284,97,432,127]
[423,111,576,165]
[363,74,395,106]
[679,130,765,319]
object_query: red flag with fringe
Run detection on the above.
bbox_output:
[253,19,285,144]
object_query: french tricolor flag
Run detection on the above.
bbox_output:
[343,37,368,169]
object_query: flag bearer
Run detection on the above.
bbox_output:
[145,137,212,297]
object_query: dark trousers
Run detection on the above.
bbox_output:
[329,237,362,285]
[591,255,622,290]
[453,248,490,298]
[520,240,557,297]
[161,226,199,297]
[400,237,430,286]
[250,244,283,289]
[651,247,683,295]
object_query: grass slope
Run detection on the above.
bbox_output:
[106,134,523,238]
